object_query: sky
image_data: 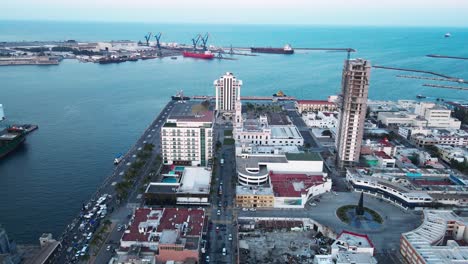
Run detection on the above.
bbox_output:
[3,0,468,26]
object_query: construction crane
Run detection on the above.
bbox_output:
[144,32,153,46]
[154,32,162,56]
[191,34,201,51]
[200,33,210,51]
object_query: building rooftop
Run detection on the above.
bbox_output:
[236,185,274,196]
[145,166,211,195]
[270,172,326,197]
[335,252,377,264]
[169,110,214,123]
[267,112,291,126]
[285,152,322,161]
[121,208,205,247]
[271,126,302,139]
[334,230,374,249]
[401,210,468,264]
[178,167,211,194]
[296,100,335,105]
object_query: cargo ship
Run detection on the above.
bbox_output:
[0,129,26,159]
[182,51,214,59]
[251,44,294,54]
[98,57,125,64]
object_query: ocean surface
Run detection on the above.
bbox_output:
[0,20,467,243]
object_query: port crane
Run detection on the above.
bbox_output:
[154,32,162,56]
[191,34,202,50]
[144,32,153,46]
[200,33,210,51]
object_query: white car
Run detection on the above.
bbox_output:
[309,202,317,206]
[217,209,221,216]
[106,245,112,251]
[242,208,248,212]
[249,208,256,212]
[228,234,232,241]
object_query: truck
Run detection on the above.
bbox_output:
[220,159,224,166]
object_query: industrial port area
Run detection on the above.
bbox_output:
[0,32,357,66]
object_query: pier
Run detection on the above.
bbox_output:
[426,54,468,60]
[422,84,468,91]
[191,95,296,101]
[373,65,456,79]
[396,75,467,84]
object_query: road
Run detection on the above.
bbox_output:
[53,100,175,264]
[203,122,237,264]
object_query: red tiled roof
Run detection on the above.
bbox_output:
[270,172,325,197]
[378,138,394,147]
[374,151,392,159]
[296,100,335,105]
[121,208,205,243]
[157,208,205,237]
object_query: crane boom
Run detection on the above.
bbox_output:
[144,32,152,46]
[192,34,202,50]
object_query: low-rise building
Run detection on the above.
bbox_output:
[144,166,211,205]
[235,185,274,208]
[377,102,461,129]
[346,167,468,209]
[436,145,468,163]
[410,129,468,147]
[315,231,377,264]
[331,231,374,257]
[302,111,338,128]
[270,172,331,208]
[233,102,304,147]
[119,207,205,263]
[236,152,325,186]
[235,153,331,208]
[400,210,468,264]
[295,97,338,113]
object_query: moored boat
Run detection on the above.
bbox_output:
[183,51,214,59]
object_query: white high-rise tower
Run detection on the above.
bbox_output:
[214,72,242,112]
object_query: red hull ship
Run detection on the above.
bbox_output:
[183,51,214,59]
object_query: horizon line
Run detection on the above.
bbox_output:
[1,18,466,28]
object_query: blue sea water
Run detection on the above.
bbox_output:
[0,20,467,243]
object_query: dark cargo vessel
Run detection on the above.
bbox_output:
[251,44,294,54]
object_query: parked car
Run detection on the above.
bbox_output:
[228,234,232,241]
[249,208,256,212]
[217,209,221,216]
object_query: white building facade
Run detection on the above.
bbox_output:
[214,72,242,112]
[161,112,213,167]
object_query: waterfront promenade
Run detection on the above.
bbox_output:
[52,99,175,263]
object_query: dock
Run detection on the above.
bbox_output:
[422,84,468,91]
[396,75,467,84]
[373,65,455,79]
[191,95,296,101]
[426,54,468,60]
[0,56,59,66]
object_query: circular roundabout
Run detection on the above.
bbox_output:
[336,204,383,230]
